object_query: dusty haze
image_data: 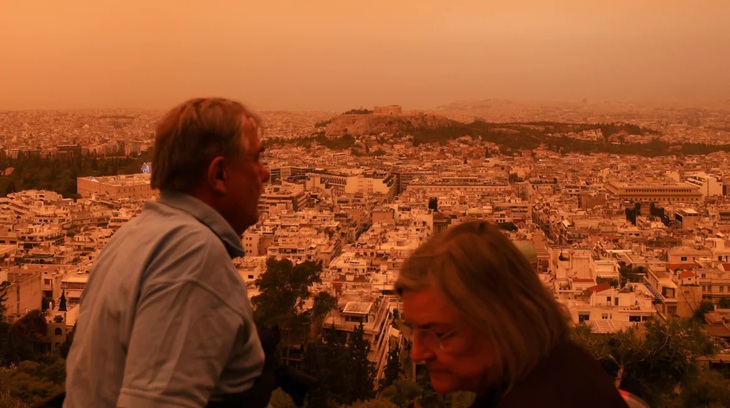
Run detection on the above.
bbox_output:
[1,0,728,111]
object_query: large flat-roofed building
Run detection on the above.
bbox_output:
[77,173,155,199]
[408,176,511,196]
[604,181,702,204]
[306,169,397,200]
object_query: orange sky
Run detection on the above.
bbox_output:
[1,0,728,111]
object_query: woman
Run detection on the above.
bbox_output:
[395,221,628,407]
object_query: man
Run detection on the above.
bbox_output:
[64,98,270,407]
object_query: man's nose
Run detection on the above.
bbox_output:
[261,166,270,183]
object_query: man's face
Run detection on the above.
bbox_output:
[402,287,497,394]
[224,117,270,235]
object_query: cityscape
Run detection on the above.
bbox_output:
[2,99,730,406]
[2,1,730,407]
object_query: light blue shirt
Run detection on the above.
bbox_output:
[65,191,264,408]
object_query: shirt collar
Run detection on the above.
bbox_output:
[155,190,245,259]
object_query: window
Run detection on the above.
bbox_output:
[578,313,590,323]
[601,313,609,320]
[606,296,611,302]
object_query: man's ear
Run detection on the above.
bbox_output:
[207,156,228,194]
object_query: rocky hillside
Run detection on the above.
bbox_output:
[324,112,455,137]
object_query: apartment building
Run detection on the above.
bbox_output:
[1,270,41,323]
[322,294,394,382]
[685,172,724,197]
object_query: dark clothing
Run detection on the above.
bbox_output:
[470,341,628,408]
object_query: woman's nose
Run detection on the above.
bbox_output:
[410,336,435,363]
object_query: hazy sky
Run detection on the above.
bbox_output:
[1,0,729,111]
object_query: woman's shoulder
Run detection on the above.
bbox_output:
[494,340,629,408]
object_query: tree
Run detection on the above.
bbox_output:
[718,297,730,309]
[10,310,50,361]
[346,323,376,403]
[417,369,444,407]
[58,324,76,359]
[302,323,375,407]
[694,300,715,321]
[378,343,401,390]
[573,318,718,406]
[252,259,333,363]
[672,368,730,408]
[302,329,348,408]
[309,291,338,341]
[0,288,7,322]
[379,378,421,407]
[3,180,16,197]
[0,289,16,366]
[345,400,397,408]
[253,259,323,326]
[0,358,65,406]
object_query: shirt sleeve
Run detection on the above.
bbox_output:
[117,278,246,407]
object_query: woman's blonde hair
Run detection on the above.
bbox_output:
[396,220,570,389]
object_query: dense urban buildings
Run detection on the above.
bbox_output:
[2,101,730,392]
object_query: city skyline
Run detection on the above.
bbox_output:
[1,0,729,112]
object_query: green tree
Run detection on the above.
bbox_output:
[718,297,730,309]
[10,310,50,361]
[3,180,16,197]
[345,400,397,408]
[253,258,323,326]
[379,343,402,391]
[309,291,338,339]
[574,318,718,406]
[694,300,715,321]
[673,368,730,408]
[252,258,335,363]
[302,330,348,408]
[0,358,65,406]
[269,389,298,408]
[0,288,7,322]
[0,289,16,366]
[302,323,376,406]
[346,323,376,403]
[58,324,76,359]
[379,378,421,407]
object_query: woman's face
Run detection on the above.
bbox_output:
[402,287,498,394]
